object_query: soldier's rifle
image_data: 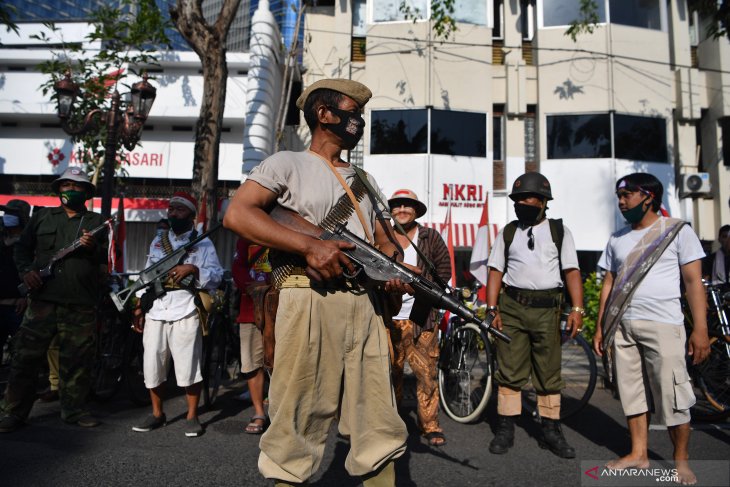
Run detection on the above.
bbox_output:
[268,207,510,343]
[17,218,114,297]
[110,225,221,313]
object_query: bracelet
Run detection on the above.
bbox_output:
[486,305,499,312]
[570,306,586,316]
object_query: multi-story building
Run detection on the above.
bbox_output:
[301,0,730,273]
[0,0,288,270]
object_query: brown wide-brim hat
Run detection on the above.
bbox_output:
[51,166,95,198]
[388,189,427,218]
[295,78,372,110]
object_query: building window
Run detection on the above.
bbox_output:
[542,0,606,27]
[370,0,486,24]
[370,109,428,154]
[521,0,535,40]
[613,114,667,162]
[525,106,537,172]
[370,108,486,156]
[493,104,506,190]
[547,112,667,162]
[608,0,661,30]
[721,118,730,167]
[372,0,427,22]
[492,0,504,39]
[431,109,487,157]
[547,113,611,159]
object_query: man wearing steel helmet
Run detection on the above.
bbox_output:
[485,172,584,458]
[387,189,452,447]
[0,167,107,432]
[224,79,408,486]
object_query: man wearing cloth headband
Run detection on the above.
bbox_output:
[0,168,107,432]
[224,78,408,486]
[131,192,223,438]
[595,173,709,484]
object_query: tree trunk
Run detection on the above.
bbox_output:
[170,0,241,225]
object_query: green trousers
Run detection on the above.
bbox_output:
[1,299,95,422]
[493,291,564,394]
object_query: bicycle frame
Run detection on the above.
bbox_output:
[707,284,730,358]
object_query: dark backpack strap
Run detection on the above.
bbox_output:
[503,218,564,275]
[548,218,564,273]
[502,220,518,269]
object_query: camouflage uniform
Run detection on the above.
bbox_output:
[2,204,106,423]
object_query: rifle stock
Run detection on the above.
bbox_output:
[110,225,221,312]
[267,207,511,343]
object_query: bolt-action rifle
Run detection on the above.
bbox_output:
[17,218,113,297]
[110,225,221,313]
[268,207,510,343]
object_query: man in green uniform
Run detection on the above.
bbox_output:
[0,167,107,432]
[485,172,584,458]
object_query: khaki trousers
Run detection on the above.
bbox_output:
[614,319,695,426]
[258,288,407,483]
[388,319,442,434]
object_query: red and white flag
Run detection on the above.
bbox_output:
[439,192,457,332]
[469,194,495,291]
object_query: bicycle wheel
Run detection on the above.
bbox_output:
[523,333,597,420]
[202,314,228,408]
[123,331,151,407]
[438,323,493,423]
[691,337,730,421]
[91,321,124,402]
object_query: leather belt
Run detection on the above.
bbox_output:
[504,286,561,308]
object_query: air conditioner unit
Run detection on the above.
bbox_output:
[679,172,712,198]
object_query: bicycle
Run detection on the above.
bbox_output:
[438,284,597,423]
[91,274,149,407]
[685,282,730,421]
[201,271,241,408]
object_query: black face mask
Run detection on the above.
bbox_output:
[514,203,545,226]
[323,105,365,150]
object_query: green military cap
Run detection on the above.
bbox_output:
[295,78,372,110]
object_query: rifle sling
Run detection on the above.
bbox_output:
[270,170,369,289]
[352,166,450,291]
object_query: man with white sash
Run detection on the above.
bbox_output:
[594,173,710,485]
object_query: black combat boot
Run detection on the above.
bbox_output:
[539,418,576,458]
[489,415,516,454]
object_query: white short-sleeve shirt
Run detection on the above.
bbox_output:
[488,218,579,290]
[598,220,705,325]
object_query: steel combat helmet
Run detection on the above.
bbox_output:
[509,172,553,201]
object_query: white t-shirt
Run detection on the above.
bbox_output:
[598,220,705,325]
[247,151,390,240]
[394,243,417,320]
[488,219,579,290]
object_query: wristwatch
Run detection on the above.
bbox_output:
[570,306,586,317]
[486,305,499,312]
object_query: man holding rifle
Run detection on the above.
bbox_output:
[0,167,106,432]
[131,192,223,438]
[224,79,408,486]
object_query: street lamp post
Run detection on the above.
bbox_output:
[53,72,156,217]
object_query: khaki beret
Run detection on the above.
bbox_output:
[295,78,372,110]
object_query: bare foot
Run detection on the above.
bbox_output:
[605,454,650,470]
[675,460,697,485]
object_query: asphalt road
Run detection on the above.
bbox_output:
[0,377,728,486]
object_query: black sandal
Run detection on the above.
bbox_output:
[424,431,447,447]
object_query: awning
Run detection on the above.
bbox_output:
[0,195,170,222]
